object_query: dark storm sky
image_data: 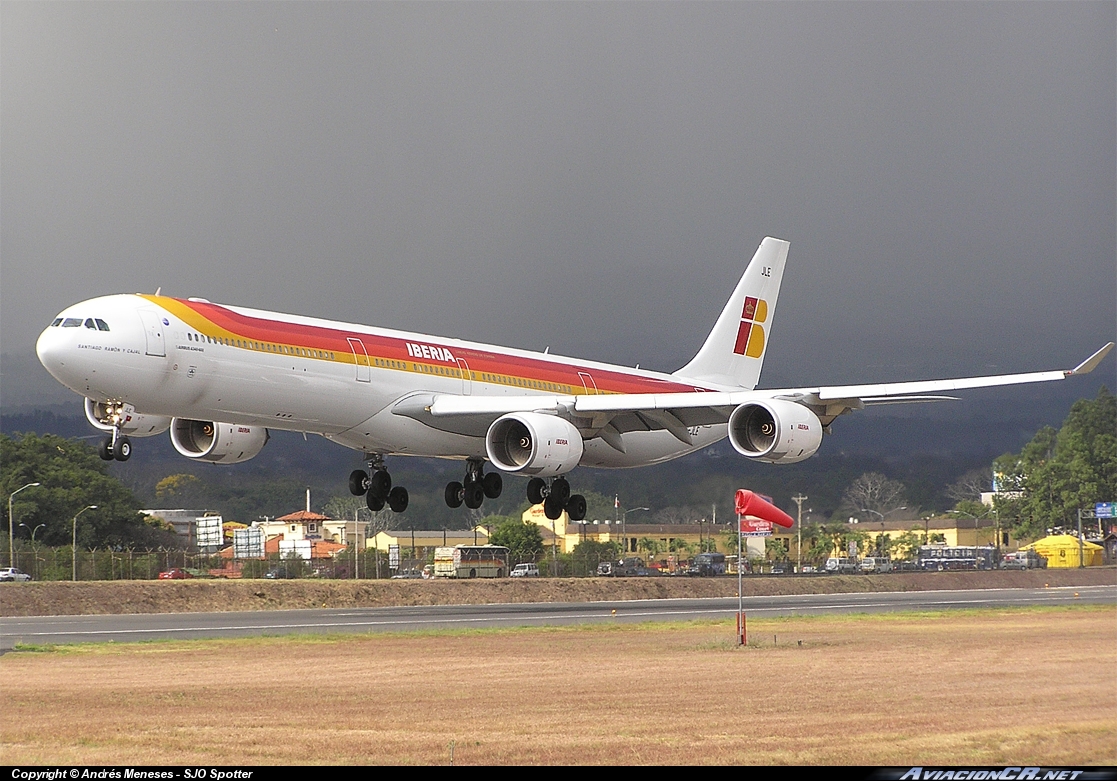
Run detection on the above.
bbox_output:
[2,2,1114,406]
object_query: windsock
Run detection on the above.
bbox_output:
[734,489,795,528]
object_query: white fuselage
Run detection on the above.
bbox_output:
[36,293,727,467]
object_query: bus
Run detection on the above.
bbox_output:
[916,545,995,571]
[433,545,511,579]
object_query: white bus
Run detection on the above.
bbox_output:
[433,545,510,579]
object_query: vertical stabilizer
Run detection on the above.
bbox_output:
[674,237,789,389]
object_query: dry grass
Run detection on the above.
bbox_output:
[1,606,1114,765]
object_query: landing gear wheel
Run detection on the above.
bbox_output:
[464,482,485,510]
[566,494,587,522]
[369,470,392,500]
[550,477,570,505]
[445,481,464,509]
[543,496,565,520]
[112,436,132,461]
[387,486,409,513]
[527,477,546,505]
[482,472,503,499]
[99,437,114,461]
[349,469,370,496]
[366,490,385,512]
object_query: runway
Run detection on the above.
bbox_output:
[2,584,1112,649]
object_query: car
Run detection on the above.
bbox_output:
[390,568,424,579]
[0,567,32,582]
[264,567,297,579]
[157,568,193,580]
[510,563,540,578]
[770,562,793,575]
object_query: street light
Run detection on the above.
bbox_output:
[621,506,649,555]
[72,505,98,581]
[9,482,40,568]
[19,523,46,542]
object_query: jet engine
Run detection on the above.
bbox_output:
[84,398,171,437]
[485,412,584,477]
[727,399,823,464]
[169,418,269,464]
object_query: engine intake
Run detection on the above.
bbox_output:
[727,400,822,464]
[486,412,583,477]
[84,398,171,437]
[170,418,269,464]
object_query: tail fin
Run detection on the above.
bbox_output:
[674,236,789,389]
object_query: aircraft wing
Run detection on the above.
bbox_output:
[409,342,1113,442]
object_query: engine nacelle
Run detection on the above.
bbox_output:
[170,418,269,465]
[727,399,823,464]
[84,398,171,437]
[486,412,584,477]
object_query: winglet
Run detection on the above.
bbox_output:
[1068,342,1115,376]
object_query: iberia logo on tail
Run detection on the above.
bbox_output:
[732,296,768,357]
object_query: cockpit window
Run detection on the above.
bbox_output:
[84,318,97,329]
[62,318,82,327]
[51,318,63,327]
[95,319,110,331]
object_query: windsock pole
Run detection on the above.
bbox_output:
[737,510,745,646]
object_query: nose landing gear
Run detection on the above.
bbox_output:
[98,431,132,462]
[526,477,586,521]
[349,456,408,513]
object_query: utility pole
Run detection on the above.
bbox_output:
[792,494,808,573]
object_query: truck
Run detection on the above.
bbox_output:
[999,550,1047,570]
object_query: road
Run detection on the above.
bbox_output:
[1,584,1112,650]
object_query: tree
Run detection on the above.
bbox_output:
[945,467,992,505]
[637,537,661,562]
[1,433,177,549]
[993,388,1117,540]
[488,518,544,564]
[841,472,908,518]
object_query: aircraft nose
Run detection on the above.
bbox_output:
[36,324,68,380]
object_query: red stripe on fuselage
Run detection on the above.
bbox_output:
[162,297,704,395]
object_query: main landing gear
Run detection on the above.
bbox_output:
[444,459,503,510]
[349,456,409,513]
[527,477,587,522]
[98,431,132,462]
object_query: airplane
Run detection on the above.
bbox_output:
[35,237,1114,522]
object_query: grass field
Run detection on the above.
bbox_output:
[2,605,1114,765]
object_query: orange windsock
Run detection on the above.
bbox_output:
[734,489,794,528]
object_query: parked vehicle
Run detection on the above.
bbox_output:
[157,568,193,580]
[917,545,995,571]
[263,567,297,579]
[597,557,645,577]
[686,552,727,577]
[391,568,425,579]
[770,561,793,575]
[860,556,893,573]
[0,567,31,582]
[824,557,858,574]
[433,545,510,578]
[510,563,540,578]
[999,550,1047,570]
